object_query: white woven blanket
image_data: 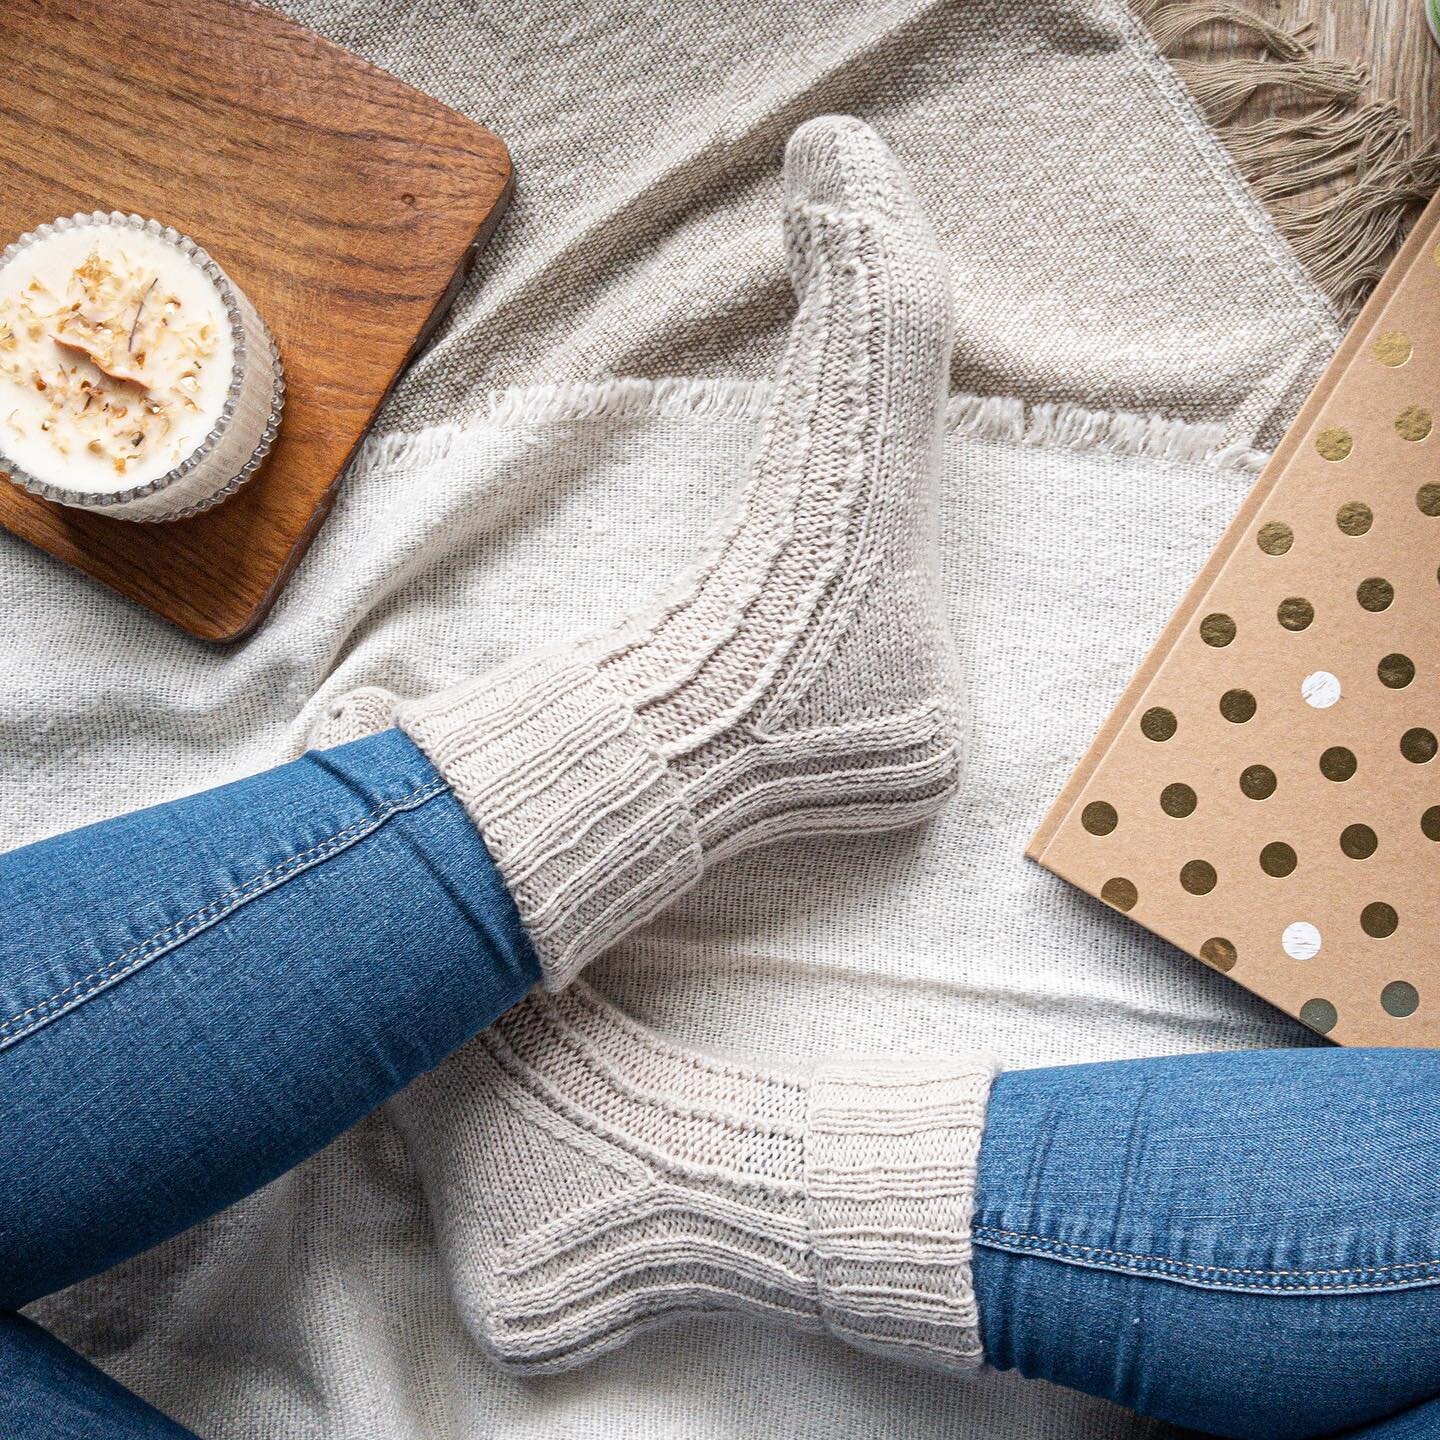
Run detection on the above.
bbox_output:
[11,1,1342,1435]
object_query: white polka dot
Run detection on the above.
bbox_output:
[1301,671,1341,709]
[1282,921,1322,960]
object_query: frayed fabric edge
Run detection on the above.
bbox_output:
[1133,0,1440,320]
[487,376,774,426]
[349,380,1268,481]
[945,393,1268,472]
[347,379,773,479]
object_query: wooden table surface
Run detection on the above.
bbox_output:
[0,0,511,642]
[1197,0,1439,145]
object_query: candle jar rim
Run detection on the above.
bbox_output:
[0,211,283,519]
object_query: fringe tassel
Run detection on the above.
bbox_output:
[350,383,1269,481]
[1278,147,1440,312]
[1136,0,1440,317]
[1224,105,1404,202]
[1136,0,1310,58]
[945,393,1267,472]
[1169,57,1364,125]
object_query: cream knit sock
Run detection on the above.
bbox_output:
[393,116,963,989]
[312,710,997,1376]
[391,983,998,1376]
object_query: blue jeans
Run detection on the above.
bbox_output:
[1,730,541,1439]
[1,729,1436,1438]
[974,1053,1440,1438]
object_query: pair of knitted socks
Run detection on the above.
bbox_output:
[317,117,997,1376]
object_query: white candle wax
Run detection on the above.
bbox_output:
[0,214,282,521]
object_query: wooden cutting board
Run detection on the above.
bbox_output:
[0,0,512,641]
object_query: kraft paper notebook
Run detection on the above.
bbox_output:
[1029,191,1440,1047]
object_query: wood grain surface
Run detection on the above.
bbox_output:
[0,0,511,641]
[1189,0,1439,144]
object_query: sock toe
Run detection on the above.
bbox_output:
[784,115,929,231]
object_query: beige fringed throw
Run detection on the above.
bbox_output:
[1139,0,1440,315]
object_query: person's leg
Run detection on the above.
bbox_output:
[1338,1396,1440,1438]
[1,115,959,1311]
[2,726,532,1435]
[972,1047,1440,1440]
[1,115,966,1427]
[341,988,1440,1426]
[0,1314,199,1439]
[1,727,540,1308]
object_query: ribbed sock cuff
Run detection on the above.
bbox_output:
[397,655,703,988]
[808,1055,997,1370]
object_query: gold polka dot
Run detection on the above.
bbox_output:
[1395,406,1433,442]
[1259,841,1297,877]
[1319,746,1357,782]
[1373,331,1412,366]
[1276,597,1313,631]
[1377,653,1414,689]
[1200,937,1237,972]
[1256,521,1294,555]
[1340,824,1378,859]
[1361,901,1398,938]
[1199,613,1236,647]
[1422,806,1440,841]
[1356,577,1393,612]
[1180,859,1217,895]
[1298,998,1337,1035]
[1418,483,1440,517]
[1239,764,1276,800]
[1141,707,1177,742]
[1219,689,1256,724]
[1401,728,1437,764]
[1101,877,1138,912]
[1160,783,1197,818]
[1335,501,1372,536]
[1082,801,1118,836]
[1314,426,1353,461]
[1381,981,1419,1018]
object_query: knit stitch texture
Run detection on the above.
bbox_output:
[398,116,963,987]
[470,985,997,1373]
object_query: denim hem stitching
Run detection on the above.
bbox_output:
[0,779,448,1049]
[972,1225,1440,1294]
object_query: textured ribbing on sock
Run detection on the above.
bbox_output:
[808,1056,996,1369]
[476,985,997,1375]
[397,656,702,989]
[390,119,963,987]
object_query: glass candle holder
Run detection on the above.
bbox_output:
[0,212,283,521]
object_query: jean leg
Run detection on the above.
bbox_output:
[1330,1399,1440,1434]
[972,1048,1440,1440]
[1336,1397,1440,1438]
[0,1313,198,1439]
[0,728,541,1308]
